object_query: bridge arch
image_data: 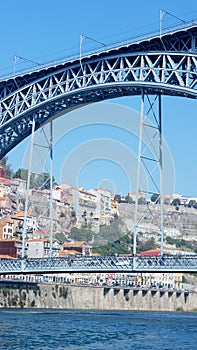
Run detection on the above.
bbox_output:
[0,24,196,264]
[1,25,197,158]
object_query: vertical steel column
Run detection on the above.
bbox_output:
[133,91,144,257]
[133,92,164,261]
[159,95,164,255]
[22,119,35,260]
[49,120,53,258]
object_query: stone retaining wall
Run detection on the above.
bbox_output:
[0,283,196,312]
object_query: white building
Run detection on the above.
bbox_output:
[10,178,27,195]
[72,187,97,223]
[11,211,38,235]
[26,238,60,258]
[97,188,112,215]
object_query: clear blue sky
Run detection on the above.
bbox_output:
[1,0,197,197]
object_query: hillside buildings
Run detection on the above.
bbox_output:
[0,163,195,290]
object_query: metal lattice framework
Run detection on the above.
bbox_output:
[0,255,197,275]
[1,24,197,158]
[0,24,197,274]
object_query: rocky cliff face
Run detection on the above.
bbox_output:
[0,283,196,312]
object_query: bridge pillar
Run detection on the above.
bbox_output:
[133,91,164,256]
[133,91,144,256]
[22,119,35,259]
[49,120,54,258]
[21,119,54,259]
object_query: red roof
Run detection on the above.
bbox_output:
[62,241,87,248]
[59,250,82,256]
[139,249,170,257]
[0,177,10,186]
[13,211,35,218]
[0,218,13,226]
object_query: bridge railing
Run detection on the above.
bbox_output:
[135,255,197,271]
[0,255,197,274]
[1,20,196,81]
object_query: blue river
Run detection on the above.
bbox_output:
[0,309,196,349]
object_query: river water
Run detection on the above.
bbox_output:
[0,309,196,349]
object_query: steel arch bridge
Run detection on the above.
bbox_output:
[1,24,197,274]
[1,24,197,159]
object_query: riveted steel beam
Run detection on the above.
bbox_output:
[1,51,197,158]
[0,255,196,274]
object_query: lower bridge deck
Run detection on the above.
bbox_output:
[0,255,197,274]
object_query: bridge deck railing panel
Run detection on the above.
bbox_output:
[0,256,197,274]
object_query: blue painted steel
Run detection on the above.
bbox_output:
[0,255,196,274]
[0,26,197,275]
[1,25,197,158]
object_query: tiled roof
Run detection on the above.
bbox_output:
[79,189,96,197]
[26,238,57,243]
[0,197,11,201]
[139,249,170,256]
[0,218,13,226]
[11,178,26,182]
[59,250,82,256]
[10,215,23,221]
[62,241,87,248]
[13,211,35,218]
[27,238,49,243]
[35,229,47,235]
[0,178,11,186]
[0,238,21,243]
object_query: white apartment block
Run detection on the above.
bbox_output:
[26,238,60,258]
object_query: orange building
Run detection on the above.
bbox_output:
[60,241,92,256]
[0,218,14,240]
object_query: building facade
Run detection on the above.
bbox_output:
[0,218,14,240]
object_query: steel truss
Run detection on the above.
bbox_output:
[133,93,164,258]
[1,26,197,158]
[0,255,196,275]
[0,25,197,274]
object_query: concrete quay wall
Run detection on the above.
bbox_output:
[0,283,196,312]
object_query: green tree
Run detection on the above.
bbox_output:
[71,209,76,218]
[151,193,160,203]
[82,210,87,227]
[14,168,27,183]
[114,194,121,203]
[55,232,67,244]
[92,233,133,256]
[138,197,146,205]
[33,172,56,190]
[13,168,26,179]
[171,198,180,206]
[188,199,196,208]
[70,227,92,242]
[137,237,157,253]
[125,195,134,203]
[70,209,77,224]
[13,168,41,189]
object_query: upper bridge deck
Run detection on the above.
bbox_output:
[1,22,197,94]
